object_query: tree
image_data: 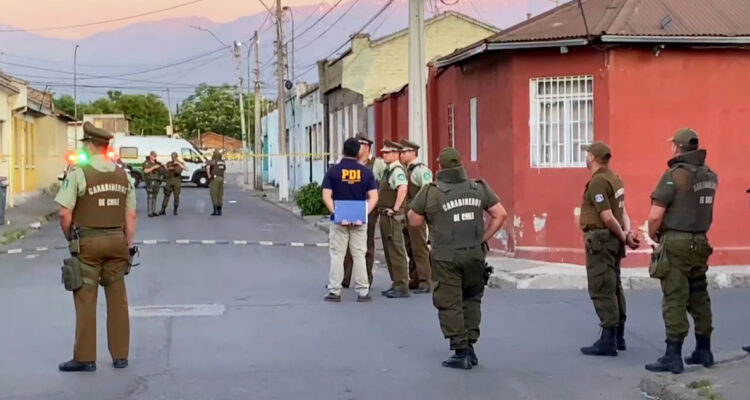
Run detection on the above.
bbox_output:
[53,91,170,135]
[175,84,260,142]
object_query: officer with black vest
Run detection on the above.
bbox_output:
[54,122,137,371]
[408,147,507,369]
[645,128,718,374]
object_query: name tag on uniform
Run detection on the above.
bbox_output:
[333,200,367,224]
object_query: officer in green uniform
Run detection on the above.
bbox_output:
[160,152,186,216]
[408,147,507,369]
[207,150,227,216]
[378,140,410,298]
[142,151,164,217]
[645,128,718,374]
[54,122,137,372]
[578,142,639,357]
[342,133,383,287]
[399,139,433,293]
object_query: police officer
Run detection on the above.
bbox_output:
[142,151,164,217]
[399,139,433,293]
[378,139,410,298]
[342,133,385,288]
[207,150,227,216]
[408,147,507,369]
[54,122,136,372]
[578,142,639,357]
[160,152,186,216]
[645,128,718,374]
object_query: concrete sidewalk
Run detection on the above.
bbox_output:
[1,191,59,244]
[239,181,750,291]
[640,351,750,400]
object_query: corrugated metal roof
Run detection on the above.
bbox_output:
[489,0,750,43]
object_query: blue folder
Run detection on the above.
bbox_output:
[333,200,368,224]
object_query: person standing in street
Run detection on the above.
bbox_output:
[142,151,163,217]
[207,151,226,216]
[322,138,379,302]
[577,142,639,357]
[645,128,718,374]
[54,122,137,372]
[408,147,507,369]
[378,140,410,299]
[399,139,433,293]
[342,133,385,288]
[159,152,186,216]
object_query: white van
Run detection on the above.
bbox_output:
[111,136,209,188]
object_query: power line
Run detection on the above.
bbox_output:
[0,0,206,33]
[294,0,363,52]
[287,0,344,44]
[81,46,230,79]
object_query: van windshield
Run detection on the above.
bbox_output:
[181,148,204,164]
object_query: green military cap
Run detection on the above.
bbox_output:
[583,141,612,160]
[80,122,113,144]
[380,139,403,153]
[355,133,373,145]
[668,128,699,148]
[171,152,178,157]
[437,147,462,168]
[398,139,420,152]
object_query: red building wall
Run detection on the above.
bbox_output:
[428,45,750,266]
[373,88,409,152]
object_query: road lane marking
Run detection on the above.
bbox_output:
[129,304,226,318]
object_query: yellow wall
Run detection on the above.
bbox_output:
[342,13,497,105]
[36,116,67,189]
[11,117,37,196]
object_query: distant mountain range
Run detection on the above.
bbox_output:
[0,0,556,107]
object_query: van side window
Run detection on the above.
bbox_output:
[120,147,138,159]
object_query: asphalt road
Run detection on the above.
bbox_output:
[1,183,749,400]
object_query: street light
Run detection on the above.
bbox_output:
[74,44,79,149]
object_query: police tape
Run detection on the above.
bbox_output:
[1,240,329,256]
[220,152,334,161]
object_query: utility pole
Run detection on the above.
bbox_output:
[408,0,428,163]
[276,0,289,201]
[166,88,175,136]
[73,44,79,149]
[233,41,249,185]
[253,31,263,190]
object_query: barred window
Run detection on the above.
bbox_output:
[530,76,593,168]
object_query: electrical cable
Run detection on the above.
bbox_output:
[0,0,206,33]
[294,0,363,52]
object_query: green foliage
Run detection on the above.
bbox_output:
[175,84,269,141]
[294,182,329,216]
[1,228,28,245]
[54,91,170,135]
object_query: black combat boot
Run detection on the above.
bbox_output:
[743,345,750,353]
[442,349,472,370]
[645,340,685,374]
[217,206,223,216]
[59,359,96,372]
[581,327,618,356]
[468,344,479,366]
[158,208,166,216]
[113,359,128,369]
[211,206,218,216]
[616,324,626,351]
[685,335,714,367]
[173,206,178,216]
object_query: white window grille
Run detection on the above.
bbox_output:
[470,97,478,162]
[530,76,593,168]
[447,103,455,147]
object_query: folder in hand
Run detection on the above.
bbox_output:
[333,200,368,224]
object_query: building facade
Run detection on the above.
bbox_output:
[421,0,750,266]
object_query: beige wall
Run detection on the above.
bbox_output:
[0,90,12,185]
[342,14,497,105]
[36,116,67,189]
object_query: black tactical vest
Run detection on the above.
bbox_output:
[377,164,404,209]
[405,162,425,201]
[210,160,226,178]
[662,162,717,233]
[427,176,485,249]
[73,165,128,229]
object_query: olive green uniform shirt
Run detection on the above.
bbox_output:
[371,157,387,182]
[579,167,625,230]
[55,155,137,212]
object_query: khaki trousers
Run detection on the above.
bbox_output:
[380,214,409,293]
[328,223,369,297]
[74,234,130,362]
[343,210,378,286]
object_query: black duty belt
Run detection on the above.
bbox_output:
[76,228,124,239]
[583,226,608,232]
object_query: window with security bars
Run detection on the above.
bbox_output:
[530,76,594,168]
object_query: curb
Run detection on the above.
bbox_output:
[639,353,749,400]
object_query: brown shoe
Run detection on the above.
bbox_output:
[357,294,372,303]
